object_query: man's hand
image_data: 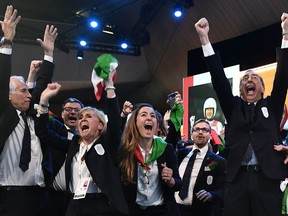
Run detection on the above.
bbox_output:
[0,5,21,41]
[274,144,288,164]
[26,60,42,83]
[40,82,61,105]
[122,101,133,114]
[195,189,213,202]
[281,13,288,40]
[175,92,183,105]
[195,17,210,45]
[161,163,175,187]
[37,25,58,57]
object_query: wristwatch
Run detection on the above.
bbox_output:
[0,37,13,46]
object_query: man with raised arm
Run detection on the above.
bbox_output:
[0,5,58,216]
[195,13,288,216]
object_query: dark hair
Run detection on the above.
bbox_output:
[192,118,211,131]
[62,97,84,109]
[154,110,168,137]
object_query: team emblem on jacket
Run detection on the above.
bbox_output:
[207,175,213,185]
[94,144,105,155]
[261,107,269,118]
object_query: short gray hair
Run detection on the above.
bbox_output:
[9,76,25,94]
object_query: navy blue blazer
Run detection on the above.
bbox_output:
[178,147,226,215]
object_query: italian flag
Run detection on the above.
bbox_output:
[91,53,119,101]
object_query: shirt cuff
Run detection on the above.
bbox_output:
[26,81,36,89]
[0,47,12,55]
[281,39,288,49]
[44,55,53,63]
[202,43,215,57]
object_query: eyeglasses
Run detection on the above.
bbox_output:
[192,127,210,133]
[141,168,149,184]
[63,107,81,112]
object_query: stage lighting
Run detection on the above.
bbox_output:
[88,7,99,29]
[79,39,87,47]
[77,50,84,60]
[120,42,128,49]
[173,3,183,18]
[89,18,99,28]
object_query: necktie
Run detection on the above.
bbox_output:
[249,103,255,124]
[19,112,31,172]
[242,104,255,163]
[67,128,76,134]
[179,149,200,200]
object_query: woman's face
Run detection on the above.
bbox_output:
[136,106,158,139]
[77,109,103,144]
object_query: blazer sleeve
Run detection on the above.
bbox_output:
[105,97,121,164]
[209,156,227,203]
[35,113,70,152]
[28,60,54,115]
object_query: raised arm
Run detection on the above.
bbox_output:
[37,25,58,57]
[29,25,58,113]
[0,5,21,45]
[281,13,288,42]
[26,60,42,86]
[0,5,20,114]
[194,17,210,46]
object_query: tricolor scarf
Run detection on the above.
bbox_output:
[91,53,119,101]
[134,136,167,170]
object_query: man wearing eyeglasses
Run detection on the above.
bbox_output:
[47,97,84,216]
[195,13,288,216]
[49,98,84,139]
[176,119,226,216]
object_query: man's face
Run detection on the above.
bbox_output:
[9,79,31,112]
[240,70,264,103]
[61,102,82,129]
[205,108,214,120]
[191,122,211,148]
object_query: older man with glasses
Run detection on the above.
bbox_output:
[176,119,226,216]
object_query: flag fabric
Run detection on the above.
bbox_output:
[281,178,288,214]
[91,53,119,101]
[134,136,167,170]
[170,103,184,131]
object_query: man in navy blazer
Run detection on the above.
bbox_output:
[47,97,84,216]
[176,119,226,216]
[0,5,58,216]
[195,14,288,216]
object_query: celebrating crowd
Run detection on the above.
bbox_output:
[1,4,288,216]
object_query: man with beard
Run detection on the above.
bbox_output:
[176,119,226,216]
[47,97,84,216]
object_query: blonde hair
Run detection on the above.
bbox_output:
[78,106,107,133]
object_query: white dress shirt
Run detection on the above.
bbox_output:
[175,144,208,205]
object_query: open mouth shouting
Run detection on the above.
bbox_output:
[246,84,256,96]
